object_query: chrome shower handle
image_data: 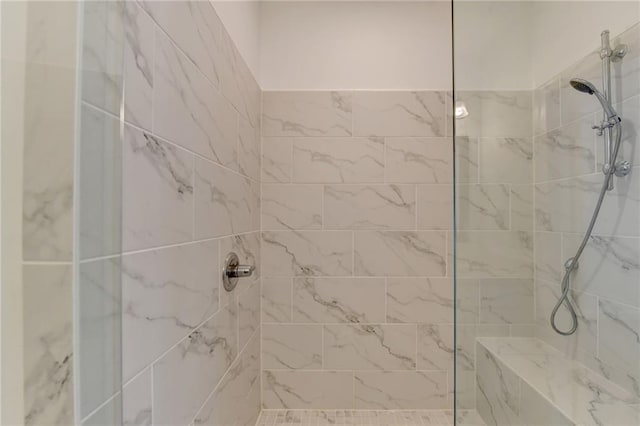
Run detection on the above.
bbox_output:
[223,252,255,292]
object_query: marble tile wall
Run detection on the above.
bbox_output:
[261,90,453,410]
[533,22,640,399]
[77,1,262,425]
[452,89,535,409]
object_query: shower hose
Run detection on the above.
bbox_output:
[550,120,623,336]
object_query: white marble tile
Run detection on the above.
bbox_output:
[535,117,596,181]
[262,371,354,409]
[562,234,640,308]
[262,184,323,230]
[23,265,74,425]
[478,138,532,184]
[456,184,510,230]
[239,281,260,350]
[153,304,237,425]
[139,0,224,87]
[263,91,353,137]
[218,27,261,127]
[324,324,417,370]
[355,231,446,276]
[452,231,533,278]
[387,278,453,323]
[598,300,640,390]
[453,372,477,411]
[324,185,416,230]
[479,279,533,325]
[417,324,453,372]
[154,30,238,168]
[607,95,640,170]
[122,241,219,381]
[292,137,384,183]
[22,63,75,261]
[518,380,572,426]
[534,232,562,283]
[78,258,122,418]
[510,185,533,231]
[123,1,154,130]
[262,231,353,277]
[262,138,293,183]
[194,332,260,426]
[81,0,123,115]
[533,77,561,137]
[122,125,193,251]
[535,168,640,236]
[353,91,446,137]
[238,116,261,181]
[81,395,122,426]
[262,324,322,369]
[455,325,510,372]
[123,369,152,426]
[457,279,481,324]
[194,157,258,238]
[354,372,447,409]
[262,278,292,323]
[385,137,453,183]
[293,277,386,324]
[455,91,532,138]
[455,137,479,184]
[78,105,121,260]
[417,185,453,230]
[475,344,521,425]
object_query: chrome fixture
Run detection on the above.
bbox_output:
[551,30,629,336]
[222,252,255,292]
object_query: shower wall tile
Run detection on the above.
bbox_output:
[455,91,532,138]
[475,344,521,425]
[123,1,154,130]
[122,241,220,381]
[262,138,293,183]
[354,371,447,409]
[533,77,561,136]
[417,185,453,230]
[293,277,386,324]
[456,184,510,230]
[534,232,562,283]
[239,281,260,350]
[262,184,323,230]
[354,231,447,276]
[262,324,323,369]
[292,137,384,183]
[605,95,640,168]
[323,324,417,370]
[353,91,446,137]
[385,137,453,183]
[510,185,533,231]
[262,231,353,277]
[154,30,238,168]
[261,90,456,409]
[478,137,532,184]
[479,279,534,325]
[153,304,237,426]
[262,371,354,409]
[194,157,258,238]
[534,117,596,182]
[387,278,453,324]
[455,137,479,183]
[324,185,416,230]
[23,265,74,425]
[122,125,193,252]
[238,116,261,181]
[122,368,152,426]
[263,91,353,137]
[417,324,454,372]
[453,231,533,278]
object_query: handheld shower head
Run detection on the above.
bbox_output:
[569,78,620,120]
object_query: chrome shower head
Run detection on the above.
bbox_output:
[570,78,596,94]
[569,78,620,120]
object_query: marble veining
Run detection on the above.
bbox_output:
[386,137,452,183]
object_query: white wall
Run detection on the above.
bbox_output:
[531,1,640,87]
[259,1,452,90]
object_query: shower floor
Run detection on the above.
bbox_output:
[255,409,486,426]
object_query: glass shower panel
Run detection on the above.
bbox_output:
[453,1,640,425]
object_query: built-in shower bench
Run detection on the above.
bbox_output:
[474,337,640,426]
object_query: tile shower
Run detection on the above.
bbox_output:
[4,1,640,426]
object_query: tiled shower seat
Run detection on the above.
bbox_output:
[475,337,640,426]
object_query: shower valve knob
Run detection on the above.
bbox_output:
[222,252,255,292]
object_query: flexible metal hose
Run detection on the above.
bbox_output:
[550,121,623,335]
